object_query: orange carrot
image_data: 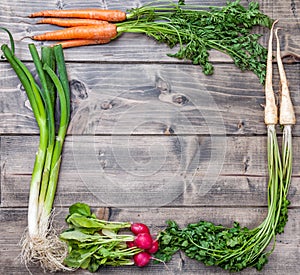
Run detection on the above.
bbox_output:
[37,18,109,27]
[29,9,126,22]
[52,38,111,48]
[32,24,117,41]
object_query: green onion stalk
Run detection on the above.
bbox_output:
[1,29,71,271]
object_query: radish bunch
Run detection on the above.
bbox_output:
[60,203,160,271]
[129,223,159,267]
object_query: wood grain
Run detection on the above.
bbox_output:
[0,0,299,274]
[1,135,299,207]
[0,63,299,135]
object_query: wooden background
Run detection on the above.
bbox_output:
[0,0,299,274]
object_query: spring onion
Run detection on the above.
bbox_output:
[1,29,71,271]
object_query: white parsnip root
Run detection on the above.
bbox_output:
[275,27,295,197]
[264,20,278,126]
[275,28,296,126]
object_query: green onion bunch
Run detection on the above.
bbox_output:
[1,29,71,271]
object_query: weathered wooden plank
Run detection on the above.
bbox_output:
[3,173,299,208]
[0,0,298,61]
[270,0,300,60]
[1,174,293,208]
[0,207,299,275]
[3,135,300,177]
[1,135,299,207]
[0,63,299,135]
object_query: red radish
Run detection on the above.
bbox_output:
[133,252,151,267]
[131,223,150,235]
[134,233,153,250]
[147,239,159,254]
[126,241,135,248]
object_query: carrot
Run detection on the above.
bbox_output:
[264,20,278,126]
[275,28,296,125]
[52,38,111,49]
[29,9,126,22]
[32,24,117,41]
[37,18,109,27]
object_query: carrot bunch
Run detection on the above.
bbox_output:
[30,9,127,48]
[28,2,273,83]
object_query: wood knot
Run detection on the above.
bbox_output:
[70,79,88,100]
[291,0,296,16]
[155,75,171,94]
[101,101,113,110]
[56,0,65,10]
[243,156,250,173]
[25,27,32,34]
[237,120,245,129]
[18,83,25,92]
[164,126,174,135]
[172,94,189,105]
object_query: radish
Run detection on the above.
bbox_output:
[133,252,151,267]
[131,223,150,235]
[134,233,153,250]
[147,239,159,254]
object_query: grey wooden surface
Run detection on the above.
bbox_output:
[0,0,299,274]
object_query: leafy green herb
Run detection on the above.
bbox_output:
[155,24,293,272]
[119,0,273,83]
